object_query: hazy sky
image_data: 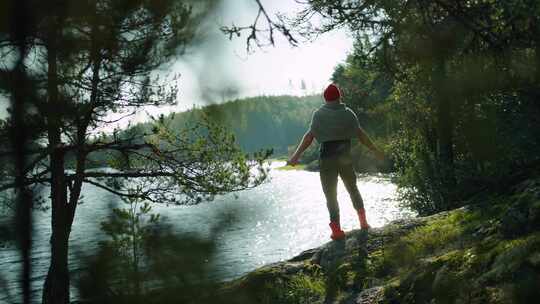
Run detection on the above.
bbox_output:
[143,0,354,117]
[0,0,354,123]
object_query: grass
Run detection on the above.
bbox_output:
[261,270,326,304]
[276,164,307,171]
[379,210,471,272]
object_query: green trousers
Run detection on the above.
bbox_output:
[319,154,364,223]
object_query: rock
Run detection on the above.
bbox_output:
[500,183,540,238]
[289,248,318,262]
[318,229,369,271]
[355,286,384,304]
[319,237,348,271]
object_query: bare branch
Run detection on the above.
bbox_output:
[221,0,298,53]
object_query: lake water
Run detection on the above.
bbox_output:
[0,161,415,303]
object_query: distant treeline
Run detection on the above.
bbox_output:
[164,95,323,154]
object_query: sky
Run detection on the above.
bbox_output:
[138,0,354,119]
[0,0,354,124]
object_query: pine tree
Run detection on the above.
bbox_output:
[0,1,269,303]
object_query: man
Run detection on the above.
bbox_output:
[288,83,384,240]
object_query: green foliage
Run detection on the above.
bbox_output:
[331,38,396,173]
[285,272,326,303]
[331,36,395,141]
[369,181,540,303]
[77,191,233,304]
[374,212,465,278]
[393,212,467,263]
[89,189,162,298]
[261,267,326,304]
[87,114,272,205]
[320,0,540,214]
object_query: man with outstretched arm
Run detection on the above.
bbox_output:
[288,84,384,240]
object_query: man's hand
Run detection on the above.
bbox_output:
[287,131,314,167]
[287,156,300,166]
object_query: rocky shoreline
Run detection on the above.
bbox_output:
[217,177,540,304]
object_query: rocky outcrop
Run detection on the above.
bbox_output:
[220,177,540,304]
[219,215,437,303]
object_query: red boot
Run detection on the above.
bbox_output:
[329,221,346,240]
[357,208,371,230]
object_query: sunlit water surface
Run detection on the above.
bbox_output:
[0,161,415,303]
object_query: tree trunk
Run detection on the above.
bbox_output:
[42,215,70,304]
[534,40,540,101]
[433,55,456,209]
[42,19,75,304]
[42,146,74,304]
[10,2,33,303]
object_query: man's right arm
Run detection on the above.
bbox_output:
[288,131,314,166]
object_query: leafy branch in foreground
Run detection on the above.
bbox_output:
[85,114,272,205]
[77,185,229,304]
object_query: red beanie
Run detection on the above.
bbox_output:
[324,84,341,102]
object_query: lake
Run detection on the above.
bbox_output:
[0,161,415,303]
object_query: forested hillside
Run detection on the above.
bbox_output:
[164,95,322,154]
[105,94,322,158]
